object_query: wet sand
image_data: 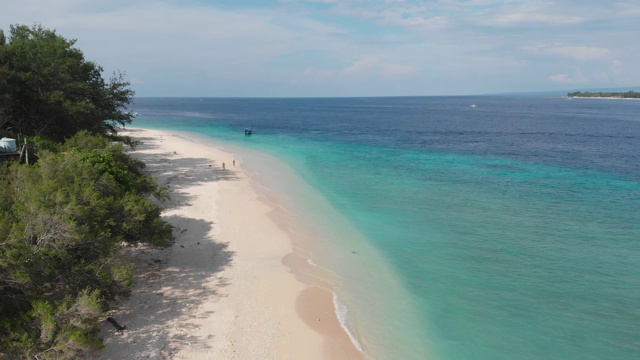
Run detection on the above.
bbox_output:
[98,128,364,359]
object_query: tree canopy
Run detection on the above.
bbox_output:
[0,24,134,141]
[0,131,174,358]
[567,90,640,99]
[0,25,174,359]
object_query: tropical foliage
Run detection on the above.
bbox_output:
[0,131,173,359]
[0,25,173,359]
[0,24,134,141]
[567,91,640,98]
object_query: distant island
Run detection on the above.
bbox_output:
[567,91,640,99]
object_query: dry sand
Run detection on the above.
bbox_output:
[98,128,364,359]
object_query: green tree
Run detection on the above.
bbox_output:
[0,132,173,358]
[567,90,640,98]
[0,24,134,141]
[0,24,173,359]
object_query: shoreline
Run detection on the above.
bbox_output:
[98,128,365,359]
[568,96,640,100]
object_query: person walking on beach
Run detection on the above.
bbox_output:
[233,159,235,167]
[222,162,226,170]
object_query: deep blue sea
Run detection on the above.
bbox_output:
[131,96,640,360]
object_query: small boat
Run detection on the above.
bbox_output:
[470,104,477,108]
[244,127,253,135]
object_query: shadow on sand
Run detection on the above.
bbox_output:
[98,131,237,358]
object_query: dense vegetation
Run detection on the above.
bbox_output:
[567,91,640,98]
[0,24,134,141]
[0,25,173,358]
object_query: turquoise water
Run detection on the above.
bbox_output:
[131,97,640,359]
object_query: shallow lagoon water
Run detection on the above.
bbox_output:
[132,96,640,360]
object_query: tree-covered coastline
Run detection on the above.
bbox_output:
[567,90,640,99]
[1,25,174,358]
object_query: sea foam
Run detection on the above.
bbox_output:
[306,258,316,266]
[333,292,364,353]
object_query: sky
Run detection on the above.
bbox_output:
[1,0,639,97]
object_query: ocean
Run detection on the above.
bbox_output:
[130,96,640,360]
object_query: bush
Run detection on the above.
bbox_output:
[0,132,173,358]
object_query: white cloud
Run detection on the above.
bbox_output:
[1,0,638,96]
[343,57,380,76]
[302,67,337,79]
[380,63,417,77]
[548,74,571,83]
[380,13,450,30]
[341,57,416,78]
[523,45,612,62]
[614,2,640,16]
[548,71,589,84]
[458,0,506,6]
[545,47,611,61]
[482,11,584,27]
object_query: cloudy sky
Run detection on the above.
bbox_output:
[1,0,639,97]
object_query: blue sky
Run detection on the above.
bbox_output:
[1,0,639,97]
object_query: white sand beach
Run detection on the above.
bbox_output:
[98,128,364,359]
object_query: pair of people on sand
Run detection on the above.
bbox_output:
[222,159,235,170]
